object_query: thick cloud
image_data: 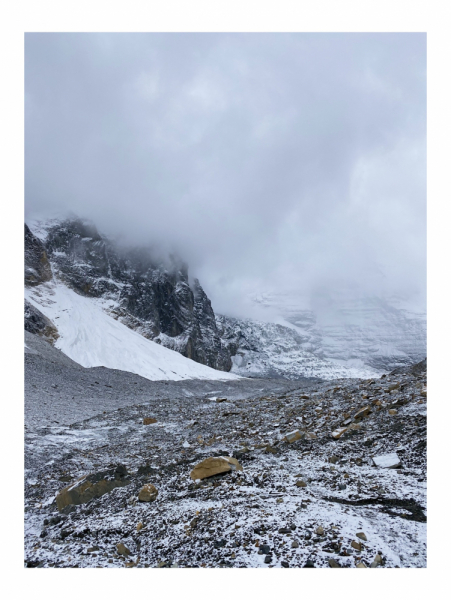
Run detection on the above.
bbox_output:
[25,33,426,316]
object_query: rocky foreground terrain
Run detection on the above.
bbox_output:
[24,332,427,569]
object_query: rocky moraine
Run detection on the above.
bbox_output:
[24,334,426,569]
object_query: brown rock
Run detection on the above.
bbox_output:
[285,430,302,443]
[388,409,397,415]
[373,554,382,564]
[116,543,130,556]
[351,540,362,551]
[347,423,361,431]
[328,558,341,568]
[190,456,242,480]
[356,562,367,568]
[332,427,348,439]
[136,522,143,532]
[56,465,130,511]
[216,398,227,403]
[143,417,157,425]
[138,484,158,502]
[295,480,307,488]
[354,406,371,420]
[316,526,324,535]
[356,532,367,541]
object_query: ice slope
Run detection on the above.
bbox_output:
[24,282,240,382]
[217,315,381,380]
[250,290,426,371]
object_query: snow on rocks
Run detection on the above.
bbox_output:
[190,457,243,480]
[55,465,130,511]
[24,360,427,569]
[138,484,158,502]
[372,453,401,469]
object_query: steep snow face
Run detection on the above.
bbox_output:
[24,282,240,382]
[216,315,381,380]
[248,291,426,371]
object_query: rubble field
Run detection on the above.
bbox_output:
[24,357,426,568]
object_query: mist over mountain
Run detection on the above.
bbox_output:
[23,32,428,572]
[25,33,426,318]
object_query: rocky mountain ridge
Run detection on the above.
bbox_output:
[25,217,231,372]
[25,217,426,380]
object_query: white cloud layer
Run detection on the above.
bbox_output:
[25,33,426,316]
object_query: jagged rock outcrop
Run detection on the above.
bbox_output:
[25,218,231,371]
[24,224,52,286]
[24,300,59,344]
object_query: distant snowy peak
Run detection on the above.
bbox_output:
[216,315,381,381]
[227,289,426,375]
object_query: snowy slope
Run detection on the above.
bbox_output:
[249,290,426,371]
[217,315,381,380]
[24,282,240,382]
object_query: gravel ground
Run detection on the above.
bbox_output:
[24,332,427,568]
[25,331,318,428]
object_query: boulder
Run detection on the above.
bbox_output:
[56,465,130,511]
[332,427,348,439]
[356,532,367,541]
[372,453,401,469]
[116,543,130,556]
[285,430,302,443]
[328,558,341,568]
[143,417,157,425]
[190,456,242,480]
[354,406,371,420]
[138,484,158,502]
[351,540,362,551]
[347,423,361,431]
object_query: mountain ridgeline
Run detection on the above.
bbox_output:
[24,218,426,379]
[24,218,232,371]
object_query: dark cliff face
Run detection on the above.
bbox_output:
[26,218,231,372]
[25,224,52,286]
[24,300,59,345]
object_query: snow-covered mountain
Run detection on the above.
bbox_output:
[216,290,426,379]
[24,217,426,382]
[25,218,232,371]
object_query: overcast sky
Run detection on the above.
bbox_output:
[25,33,426,316]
